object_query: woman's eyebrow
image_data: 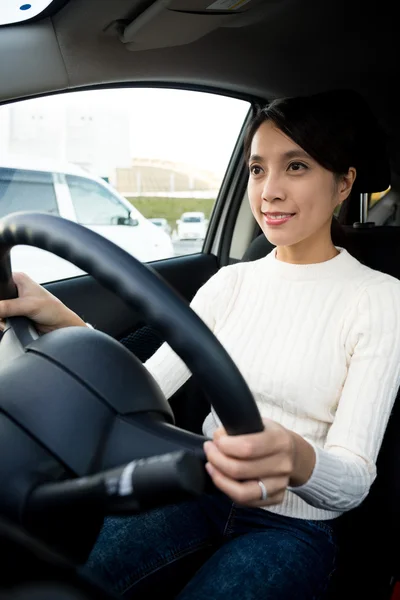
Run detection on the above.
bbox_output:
[249,150,311,163]
[283,149,311,160]
[248,154,263,163]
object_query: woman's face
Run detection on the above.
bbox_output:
[247,120,355,249]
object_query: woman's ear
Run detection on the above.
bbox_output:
[340,167,357,200]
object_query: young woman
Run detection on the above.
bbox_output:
[1,91,400,599]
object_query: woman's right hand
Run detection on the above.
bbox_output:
[0,272,87,334]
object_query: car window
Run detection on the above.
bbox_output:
[66,175,130,225]
[368,186,398,226]
[183,216,202,222]
[370,187,391,208]
[0,167,59,218]
[0,88,250,282]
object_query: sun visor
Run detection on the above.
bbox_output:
[118,0,264,51]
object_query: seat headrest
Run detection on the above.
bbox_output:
[242,233,274,262]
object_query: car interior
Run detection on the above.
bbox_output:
[1,0,400,598]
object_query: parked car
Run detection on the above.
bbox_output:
[0,160,174,282]
[149,217,172,236]
[176,212,208,240]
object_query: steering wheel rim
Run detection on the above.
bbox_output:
[0,211,263,436]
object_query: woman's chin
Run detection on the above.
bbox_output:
[261,227,297,247]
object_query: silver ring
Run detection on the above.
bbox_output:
[258,479,268,501]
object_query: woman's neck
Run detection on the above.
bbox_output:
[275,235,339,265]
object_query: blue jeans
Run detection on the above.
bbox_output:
[83,491,337,599]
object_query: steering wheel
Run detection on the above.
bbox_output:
[0,211,263,563]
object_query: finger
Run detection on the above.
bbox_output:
[205,463,286,507]
[204,441,292,480]
[0,297,36,319]
[245,487,287,507]
[10,272,31,294]
[214,424,292,460]
[213,427,227,442]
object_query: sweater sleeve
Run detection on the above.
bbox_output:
[144,265,237,399]
[289,279,400,511]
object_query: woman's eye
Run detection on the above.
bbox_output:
[250,165,263,175]
[288,162,307,172]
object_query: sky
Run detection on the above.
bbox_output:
[3,88,251,176]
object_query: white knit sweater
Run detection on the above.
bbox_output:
[144,247,400,520]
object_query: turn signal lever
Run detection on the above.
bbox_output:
[27,450,206,516]
[23,450,206,563]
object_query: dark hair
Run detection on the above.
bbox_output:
[244,90,364,180]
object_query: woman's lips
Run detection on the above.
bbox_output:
[263,213,295,226]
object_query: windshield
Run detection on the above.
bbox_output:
[182,216,202,223]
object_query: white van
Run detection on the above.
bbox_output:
[0,160,174,283]
[176,212,208,241]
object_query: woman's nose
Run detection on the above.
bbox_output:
[261,173,285,203]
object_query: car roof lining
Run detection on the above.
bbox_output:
[1,0,393,100]
[0,0,398,180]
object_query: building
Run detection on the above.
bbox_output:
[0,102,221,197]
[114,158,221,198]
[0,101,131,178]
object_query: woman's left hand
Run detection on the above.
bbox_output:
[203,418,303,507]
